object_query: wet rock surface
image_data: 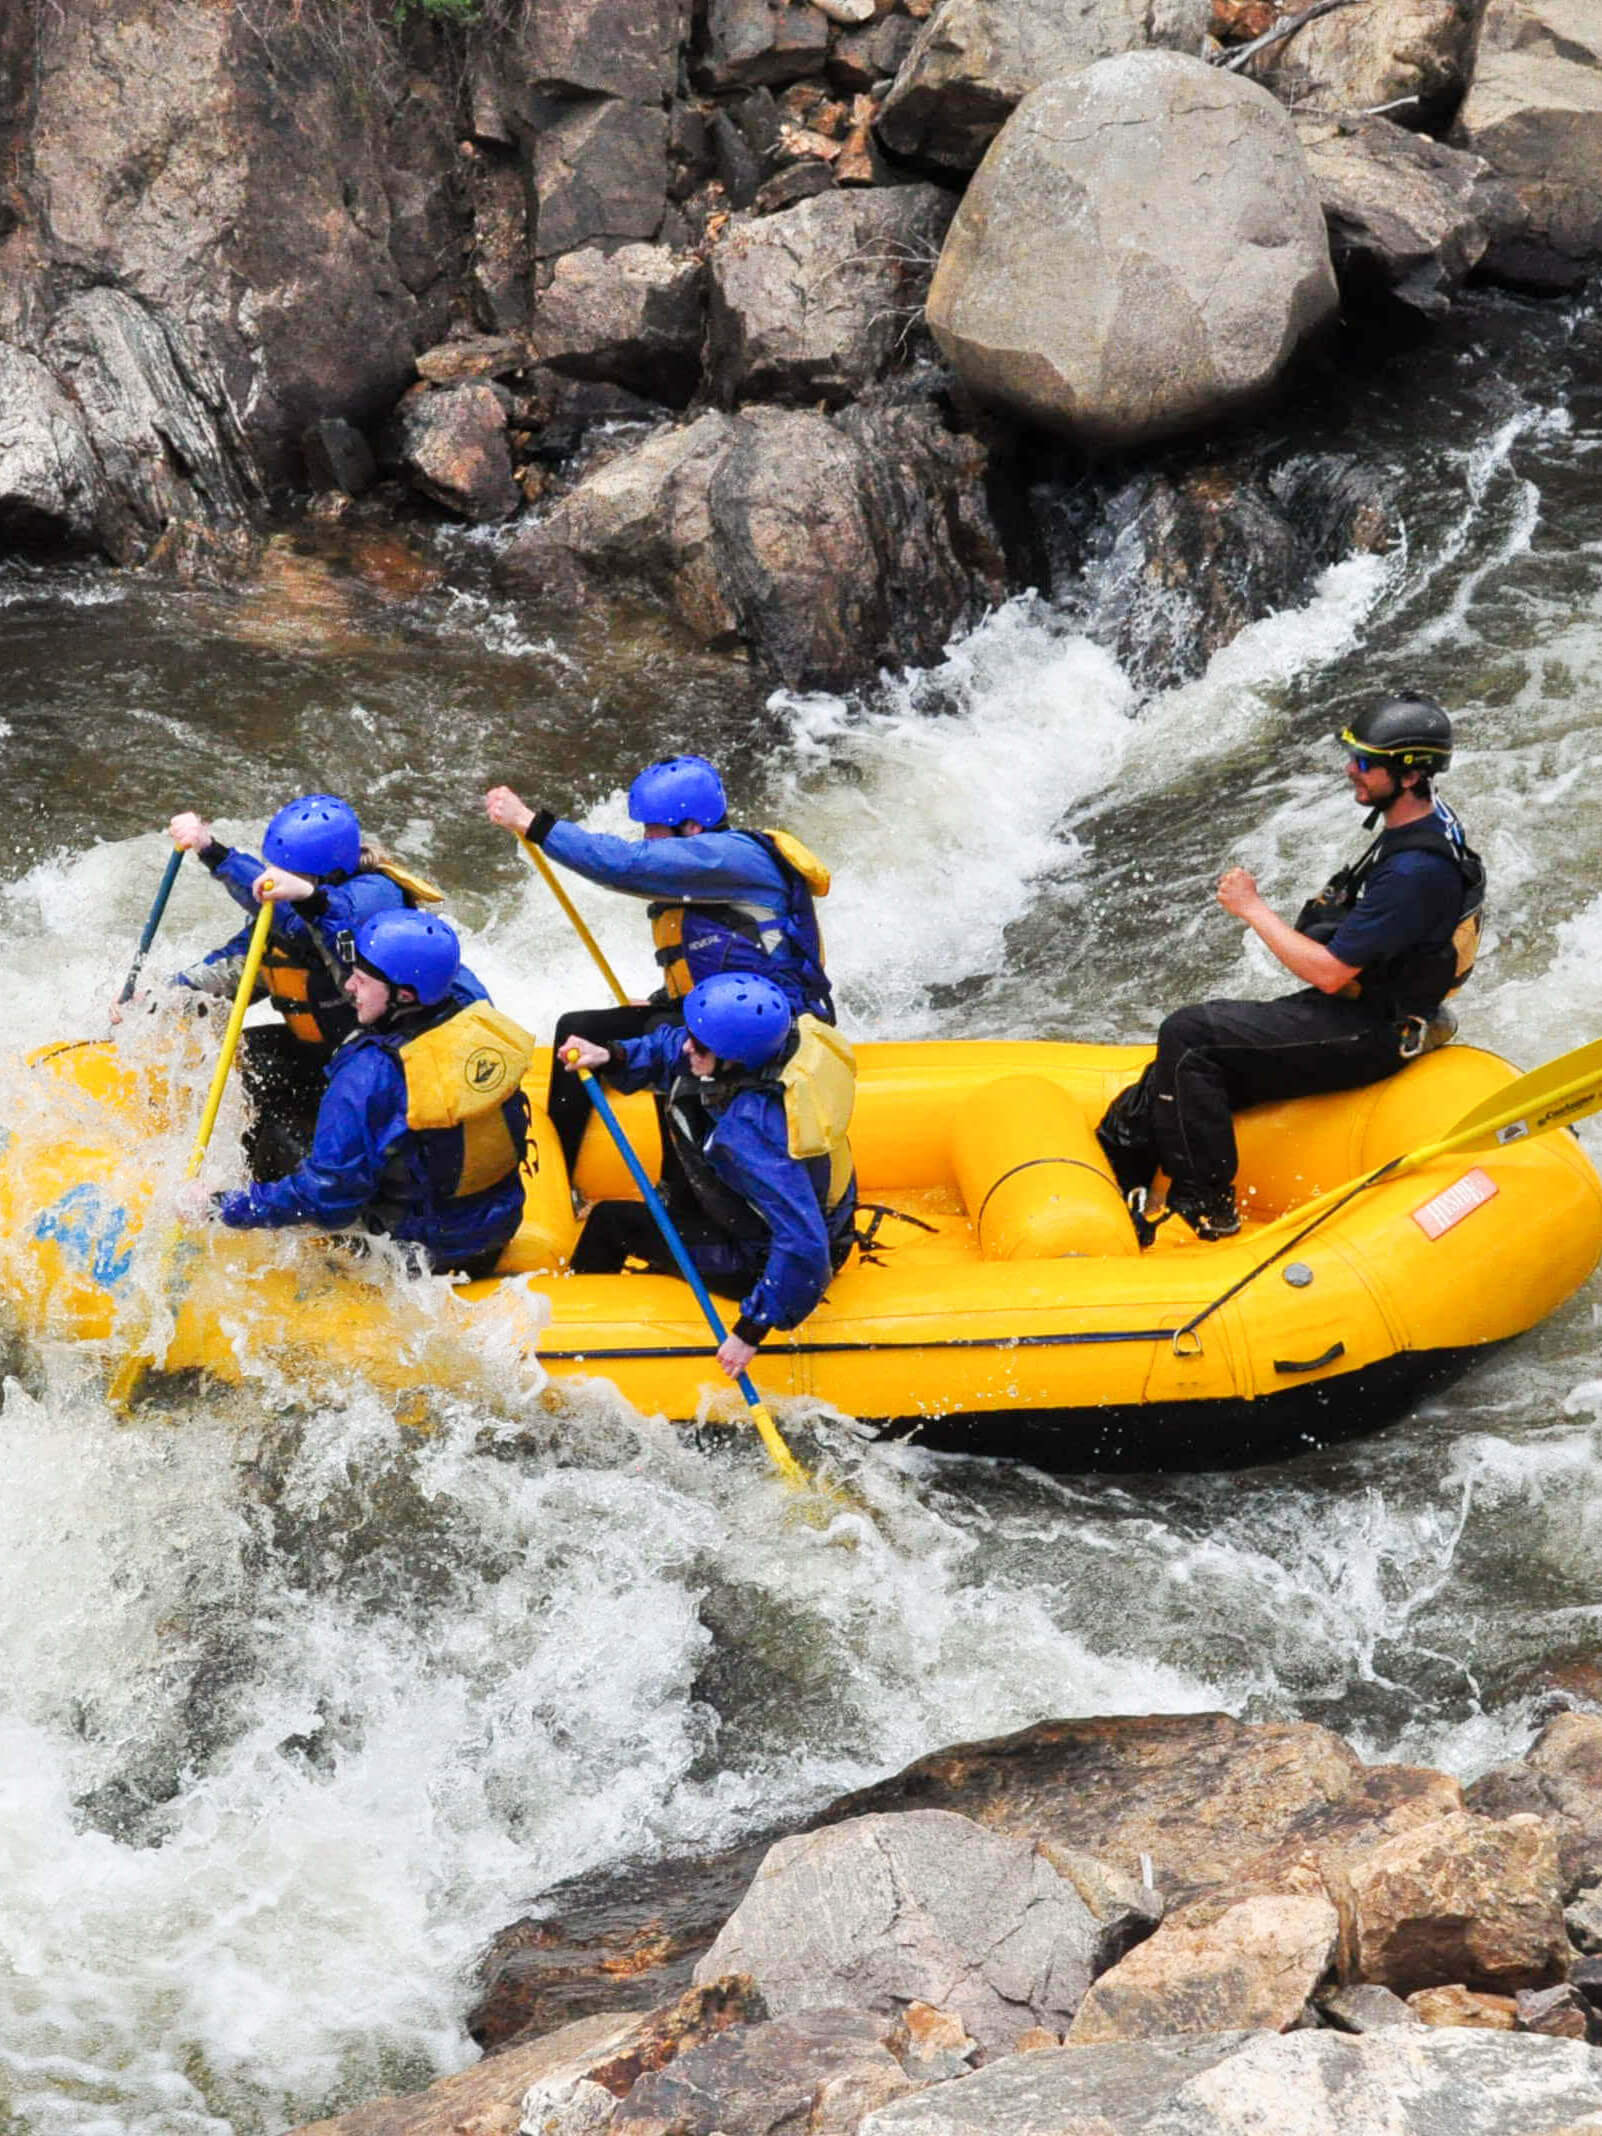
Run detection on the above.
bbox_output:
[926,53,1338,447]
[1334,1810,1568,1995]
[707,184,954,407]
[1467,1714,1602,1898]
[1262,0,1485,129]
[532,246,707,407]
[396,381,520,523]
[877,0,1211,171]
[537,394,1009,687]
[692,1809,1117,2048]
[1456,0,1602,291]
[1296,115,1517,317]
[1067,1891,1339,2043]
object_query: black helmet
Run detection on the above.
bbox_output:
[1337,691,1453,773]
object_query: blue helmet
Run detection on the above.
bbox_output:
[684,973,792,1070]
[627,755,727,829]
[264,794,362,879]
[353,910,460,1006]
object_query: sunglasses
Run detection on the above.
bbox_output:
[1345,752,1397,774]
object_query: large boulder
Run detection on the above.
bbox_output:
[542,410,739,641]
[395,382,520,522]
[1295,114,1516,315]
[533,243,707,406]
[1068,1892,1339,2043]
[1333,1811,1568,1996]
[532,101,672,262]
[1264,0,1486,130]
[824,1713,1462,1906]
[858,2028,1602,2136]
[925,52,1338,449]
[877,0,1211,171]
[691,1810,1121,2049]
[1456,0,1602,290]
[538,398,1009,686]
[708,185,955,406]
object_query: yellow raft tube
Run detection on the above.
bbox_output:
[3,1033,1600,1469]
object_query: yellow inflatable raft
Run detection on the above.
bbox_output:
[3,1034,1599,1469]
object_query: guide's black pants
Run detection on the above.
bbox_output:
[1102,991,1410,1206]
[546,1002,684,1189]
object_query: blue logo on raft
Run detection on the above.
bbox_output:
[34,1185,134,1289]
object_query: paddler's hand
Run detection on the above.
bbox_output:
[485,786,536,837]
[717,1332,759,1380]
[561,1038,611,1072]
[1217,866,1265,922]
[175,1181,218,1224]
[109,989,149,1025]
[168,812,214,852]
[254,868,313,903]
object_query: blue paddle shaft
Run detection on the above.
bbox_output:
[119,846,185,1004]
[577,1067,755,1382]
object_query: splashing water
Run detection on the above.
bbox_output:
[3,294,1602,2129]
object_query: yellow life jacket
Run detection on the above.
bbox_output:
[370,858,445,904]
[396,1004,536,1198]
[648,827,831,1003]
[779,1015,856,1209]
[259,942,336,1046]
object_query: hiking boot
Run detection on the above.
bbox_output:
[1167,1186,1241,1241]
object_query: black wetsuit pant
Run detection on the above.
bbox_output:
[547,1002,684,1187]
[568,1198,764,1300]
[239,1026,333,1183]
[1105,991,1409,1207]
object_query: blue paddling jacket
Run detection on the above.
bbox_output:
[604,1022,856,1344]
[214,970,529,1269]
[178,841,408,1049]
[524,815,834,1022]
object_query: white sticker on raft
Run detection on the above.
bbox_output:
[1412,1168,1499,1240]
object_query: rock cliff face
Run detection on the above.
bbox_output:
[0,0,1598,678]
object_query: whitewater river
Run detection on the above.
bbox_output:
[3,290,1602,2132]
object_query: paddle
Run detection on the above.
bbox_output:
[511,832,630,1008]
[107,886,279,1410]
[1173,1035,1602,1349]
[570,1057,812,1489]
[118,844,185,1007]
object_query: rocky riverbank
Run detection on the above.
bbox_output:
[1,0,1597,689]
[284,1704,1602,2134]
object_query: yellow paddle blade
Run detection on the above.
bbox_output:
[747,1400,811,1491]
[1419,1036,1602,1163]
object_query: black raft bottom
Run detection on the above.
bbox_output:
[868,1344,1499,1475]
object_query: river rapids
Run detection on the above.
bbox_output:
[3,292,1602,2133]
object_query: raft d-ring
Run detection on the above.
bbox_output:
[1171,1326,1204,1360]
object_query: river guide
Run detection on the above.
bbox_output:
[485,759,835,1185]
[1099,692,1485,1247]
[7,1031,1599,1471]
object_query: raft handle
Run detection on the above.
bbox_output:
[1272,1341,1346,1376]
[1170,1328,1205,1360]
